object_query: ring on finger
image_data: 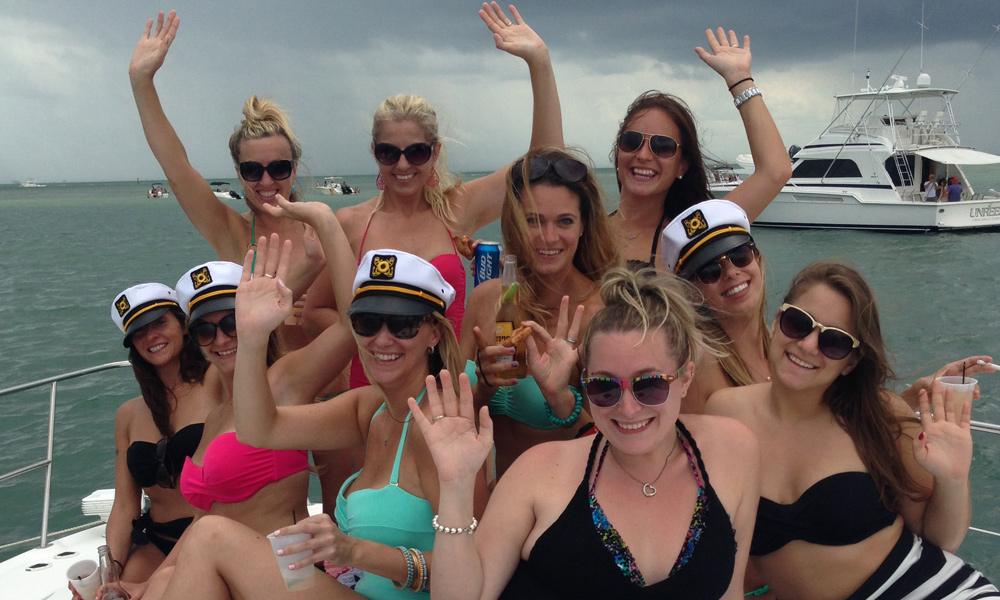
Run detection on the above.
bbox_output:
[565,337,578,345]
[505,21,513,26]
[432,415,445,421]
[264,273,276,279]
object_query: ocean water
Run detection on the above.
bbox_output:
[3,167,1000,578]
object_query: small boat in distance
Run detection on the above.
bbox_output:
[712,72,1000,231]
[147,183,169,199]
[211,181,242,201]
[19,179,46,188]
[315,176,358,196]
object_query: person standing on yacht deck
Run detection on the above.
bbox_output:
[924,173,938,201]
[948,177,962,202]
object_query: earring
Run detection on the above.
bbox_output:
[427,168,440,188]
[290,186,296,197]
[427,345,435,354]
[677,173,684,180]
[376,173,386,191]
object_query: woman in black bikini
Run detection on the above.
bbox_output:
[706,262,999,599]
[416,266,759,599]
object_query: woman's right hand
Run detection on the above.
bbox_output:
[478,2,548,63]
[237,233,294,343]
[524,296,584,398]
[128,10,178,82]
[410,371,493,485]
[473,326,519,388]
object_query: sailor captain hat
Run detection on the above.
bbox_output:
[660,199,753,279]
[175,261,243,323]
[112,283,181,348]
[348,250,456,317]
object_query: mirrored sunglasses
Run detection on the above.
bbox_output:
[617,130,680,159]
[238,160,295,182]
[373,143,434,166]
[188,313,238,347]
[581,366,685,408]
[778,303,860,360]
[350,313,429,339]
[694,242,758,285]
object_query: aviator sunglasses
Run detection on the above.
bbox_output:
[581,366,685,408]
[373,143,434,166]
[350,313,429,339]
[238,160,295,182]
[778,304,860,360]
[693,241,759,285]
[617,130,681,159]
[188,313,238,347]
[154,436,176,488]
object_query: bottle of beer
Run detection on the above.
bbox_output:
[97,545,128,600]
[495,255,528,379]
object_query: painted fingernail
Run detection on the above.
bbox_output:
[918,433,925,441]
[288,564,296,570]
[276,549,284,556]
[508,348,515,354]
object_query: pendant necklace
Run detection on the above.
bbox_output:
[610,429,678,497]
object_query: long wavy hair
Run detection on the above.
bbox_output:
[127,308,210,437]
[502,147,620,323]
[371,94,462,229]
[610,91,711,221]
[228,95,303,208]
[783,262,925,509]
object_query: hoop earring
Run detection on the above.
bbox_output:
[376,173,386,191]
[427,168,440,188]
[427,345,435,354]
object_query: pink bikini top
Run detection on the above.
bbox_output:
[179,432,308,511]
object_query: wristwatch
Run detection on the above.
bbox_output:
[733,86,761,109]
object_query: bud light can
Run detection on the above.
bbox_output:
[474,242,502,287]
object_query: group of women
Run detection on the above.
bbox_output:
[89,3,999,600]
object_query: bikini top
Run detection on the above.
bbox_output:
[749,471,898,556]
[179,432,308,512]
[127,423,204,489]
[488,376,570,430]
[335,391,435,598]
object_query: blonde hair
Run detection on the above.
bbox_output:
[502,147,621,323]
[371,94,462,228]
[228,95,303,205]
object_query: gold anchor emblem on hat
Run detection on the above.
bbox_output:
[371,255,396,280]
[191,266,213,289]
[115,295,131,317]
[683,210,708,238]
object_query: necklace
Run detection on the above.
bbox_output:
[609,429,678,497]
[613,209,640,241]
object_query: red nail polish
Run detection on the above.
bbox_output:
[918,432,925,441]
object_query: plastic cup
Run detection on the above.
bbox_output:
[267,532,315,591]
[936,376,978,404]
[284,305,303,326]
[67,559,100,600]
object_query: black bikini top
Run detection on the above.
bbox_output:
[750,471,898,556]
[126,423,204,489]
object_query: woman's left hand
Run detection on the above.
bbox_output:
[237,233,293,343]
[272,514,358,570]
[479,2,548,62]
[694,27,752,88]
[914,380,973,482]
[524,296,584,397]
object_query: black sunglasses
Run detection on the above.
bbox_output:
[188,313,238,347]
[238,160,295,182]
[694,242,759,285]
[617,130,681,159]
[778,304,860,360]
[350,313,429,339]
[154,436,175,488]
[373,143,434,166]
[581,366,685,408]
[516,157,589,184]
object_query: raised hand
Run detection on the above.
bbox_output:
[478,3,548,62]
[237,233,294,343]
[524,296,584,397]
[409,372,493,485]
[694,27,753,88]
[914,380,973,483]
[272,513,359,570]
[129,10,179,81]
[260,192,334,228]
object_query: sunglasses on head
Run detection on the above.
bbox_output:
[516,156,589,184]
[350,313,429,339]
[155,436,176,488]
[778,303,860,360]
[373,143,434,166]
[693,241,758,285]
[581,366,685,408]
[238,160,295,182]
[188,313,238,347]
[617,130,680,159]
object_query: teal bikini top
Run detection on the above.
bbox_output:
[489,376,563,430]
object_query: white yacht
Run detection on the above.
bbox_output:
[19,179,46,188]
[712,73,1000,231]
[211,181,241,201]
[315,176,357,196]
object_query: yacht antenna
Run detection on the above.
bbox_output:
[956,24,1000,90]
[851,0,859,91]
[918,3,927,72]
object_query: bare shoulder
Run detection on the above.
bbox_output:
[115,395,146,424]
[703,382,767,422]
[502,436,591,492]
[886,389,917,418]
[682,413,758,455]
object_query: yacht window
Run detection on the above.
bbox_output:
[792,159,862,178]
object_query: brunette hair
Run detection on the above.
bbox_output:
[502,147,620,322]
[371,94,462,229]
[127,308,210,437]
[229,95,303,206]
[610,91,711,221]
[783,262,924,509]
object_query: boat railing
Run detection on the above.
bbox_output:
[0,361,131,550]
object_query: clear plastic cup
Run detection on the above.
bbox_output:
[936,376,978,404]
[67,559,100,599]
[267,532,315,591]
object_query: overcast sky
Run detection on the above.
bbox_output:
[2,0,998,184]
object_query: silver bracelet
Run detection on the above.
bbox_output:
[733,86,761,109]
[432,514,478,534]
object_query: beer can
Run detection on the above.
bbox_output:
[473,242,502,287]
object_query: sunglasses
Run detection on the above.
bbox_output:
[155,436,175,488]
[581,366,685,408]
[189,313,238,347]
[350,313,429,339]
[617,130,680,159]
[778,304,860,360]
[373,143,434,166]
[693,242,759,285]
[238,160,295,182]
[515,157,589,184]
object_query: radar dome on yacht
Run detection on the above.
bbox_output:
[917,73,931,88]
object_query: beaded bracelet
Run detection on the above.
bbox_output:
[543,386,583,427]
[432,514,479,535]
[409,548,429,592]
[392,545,415,590]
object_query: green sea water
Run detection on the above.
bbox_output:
[3,167,1000,578]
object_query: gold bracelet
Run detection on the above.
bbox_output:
[407,548,425,592]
